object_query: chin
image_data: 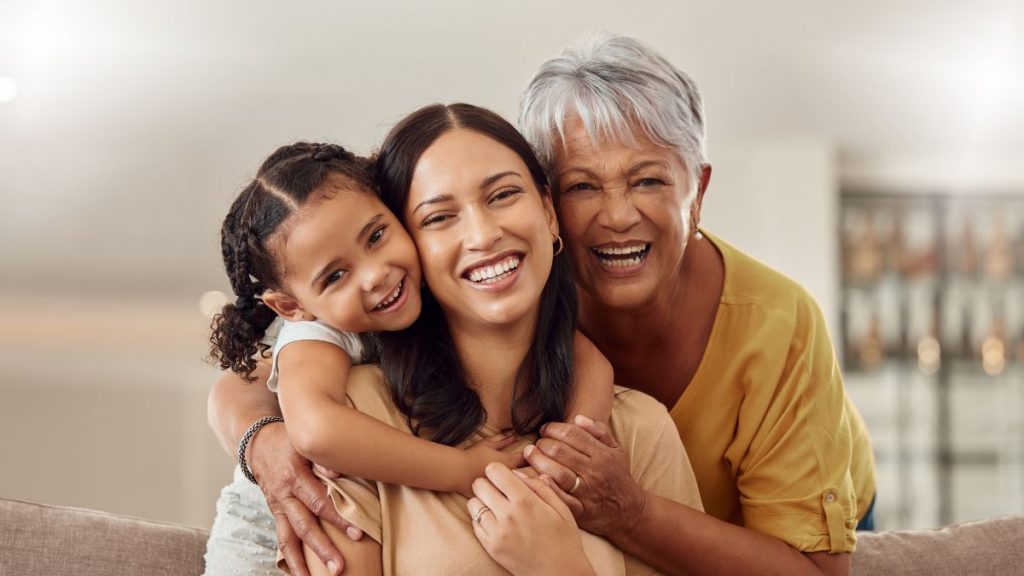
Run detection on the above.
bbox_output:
[588,281,658,311]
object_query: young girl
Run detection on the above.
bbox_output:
[209,142,613,496]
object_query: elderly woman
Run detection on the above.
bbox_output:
[204,35,874,576]
[507,35,876,576]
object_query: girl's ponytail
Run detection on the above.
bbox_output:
[209,184,278,380]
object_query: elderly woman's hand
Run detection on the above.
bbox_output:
[524,415,648,538]
[247,421,362,576]
[468,463,596,576]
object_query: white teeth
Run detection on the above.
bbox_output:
[468,256,521,283]
[592,243,649,268]
[374,280,403,310]
[603,256,644,267]
[593,244,648,256]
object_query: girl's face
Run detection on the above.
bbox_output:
[404,128,559,331]
[263,176,422,333]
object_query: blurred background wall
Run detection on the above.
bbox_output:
[1,0,1022,530]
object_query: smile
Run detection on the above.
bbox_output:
[373,277,406,311]
[591,243,651,267]
[465,254,522,284]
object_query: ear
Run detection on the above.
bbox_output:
[261,289,315,322]
[690,164,712,229]
[541,186,559,237]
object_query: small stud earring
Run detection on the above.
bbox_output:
[553,234,564,256]
[694,228,703,241]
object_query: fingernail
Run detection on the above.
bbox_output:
[524,444,535,458]
[327,560,340,575]
[346,526,363,540]
[539,423,548,435]
[575,414,594,426]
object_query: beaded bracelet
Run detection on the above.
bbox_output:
[238,415,284,485]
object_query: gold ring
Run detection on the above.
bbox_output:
[569,474,582,494]
[471,505,492,524]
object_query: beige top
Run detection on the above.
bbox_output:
[320,364,704,576]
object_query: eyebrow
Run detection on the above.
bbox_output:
[557,160,669,180]
[480,170,520,189]
[358,213,383,240]
[412,194,454,216]
[411,171,523,215]
[627,160,670,175]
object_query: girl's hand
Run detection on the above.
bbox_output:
[467,463,596,576]
[457,433,526,496]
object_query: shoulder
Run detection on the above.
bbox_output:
[608,386,674,447]
[343,365,409,430]
[274,320,365,360]
[708,232,829,343]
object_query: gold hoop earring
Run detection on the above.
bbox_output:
[553,234,564,256]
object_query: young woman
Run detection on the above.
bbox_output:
[291,103,702,575]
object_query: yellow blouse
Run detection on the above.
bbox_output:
[669,231,875,553]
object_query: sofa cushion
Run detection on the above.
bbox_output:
[852,515,1024,575]
[0,498,209,576]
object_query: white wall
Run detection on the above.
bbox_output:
[705,138,840,333]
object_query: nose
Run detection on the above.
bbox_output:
[463,206,503,251]
[361,261,390,293]
[595,191,642,232]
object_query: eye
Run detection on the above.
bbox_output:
[635,177,666,187]
[563,181,596,193]
[421,213,453,228]
[368,224,387,246]
[490,186,523,203]
[325,270,346,286]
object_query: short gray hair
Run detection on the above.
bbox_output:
[519,34,707,185]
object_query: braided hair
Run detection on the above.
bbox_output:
[209,143,377,380]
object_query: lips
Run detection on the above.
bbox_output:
[463,253,523,285]
[591,242,651,268]
[373,277,405,311]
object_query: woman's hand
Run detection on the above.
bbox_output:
[524,415,647,538]
[247,421,362,576]
[468,463,596,576]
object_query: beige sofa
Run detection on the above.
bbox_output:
[2,497,1022,575]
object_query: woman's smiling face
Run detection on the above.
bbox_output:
[404,128,559,330]
[552,116,697,311]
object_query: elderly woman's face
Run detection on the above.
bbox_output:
[552,117,695,310]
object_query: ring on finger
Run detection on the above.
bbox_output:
[471,505,492,524]
[568,474,582,494]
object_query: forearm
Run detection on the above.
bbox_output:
[288,401,469,492]
[612,493,847,576]
[207,366,281,458]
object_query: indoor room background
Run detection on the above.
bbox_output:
[1,0,1022,531]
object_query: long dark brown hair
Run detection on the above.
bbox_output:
[209,143,377,380]
[374,103,578,445]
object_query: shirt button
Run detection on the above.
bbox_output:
[825,492,837,503]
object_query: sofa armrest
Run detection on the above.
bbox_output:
[0,497,209,576]
[852,515,1024,575]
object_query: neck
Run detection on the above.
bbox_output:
[447,311,538,431]
[577,237,723,400]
